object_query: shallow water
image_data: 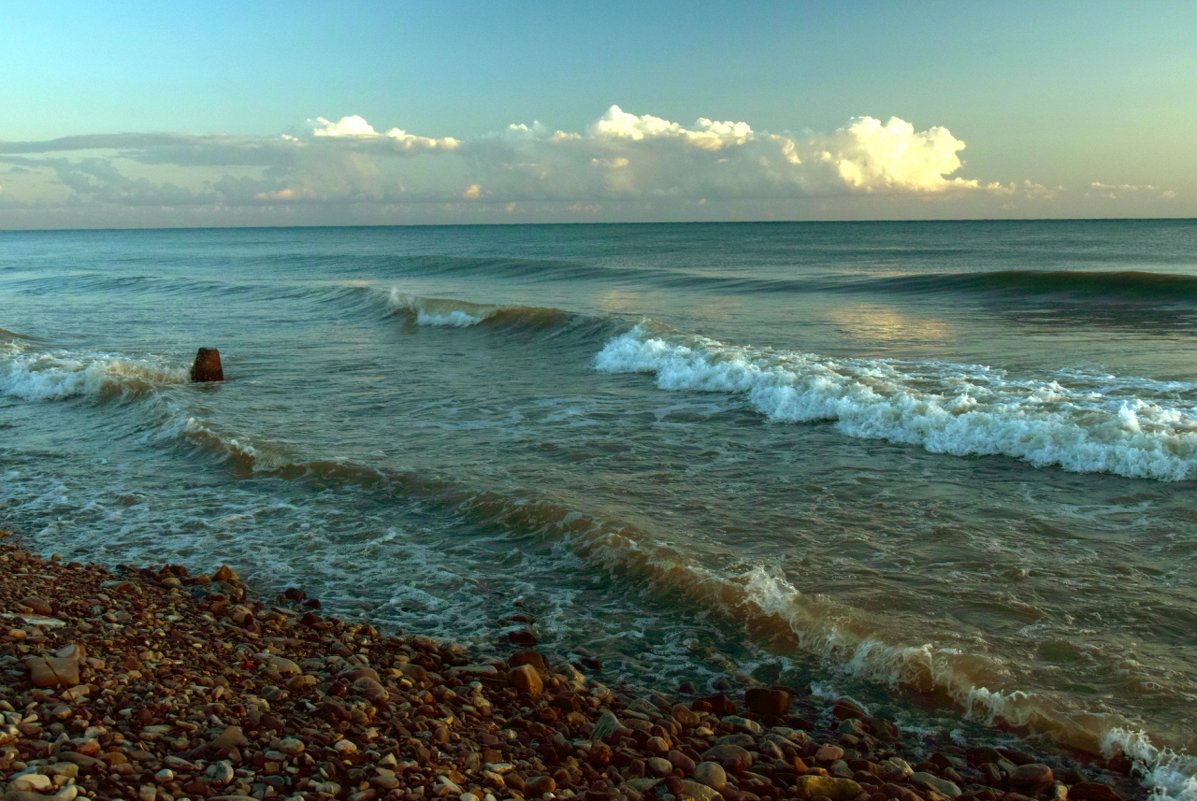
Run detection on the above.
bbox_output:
[2,221,1195,798]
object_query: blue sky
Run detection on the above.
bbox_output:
[2,1,1194,227]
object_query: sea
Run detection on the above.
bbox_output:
[2,220,1195,797]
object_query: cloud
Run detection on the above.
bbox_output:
[459,106,1005,202]
[0,106,1116,222]
[808,116,983,193]
[308,115,460,153]
[1087,181,1176,200]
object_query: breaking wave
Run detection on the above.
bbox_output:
[0,345,189,402]
[385,290,612,338]
[1104,729,1197,801]
[595,324,1197,481]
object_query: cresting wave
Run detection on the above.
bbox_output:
[385,290,609,337]
[1103,730,1197,801]
[3,338,1192,797]
[128,422,1197,795]
[0,344,188,402]
[595,324,1197,481]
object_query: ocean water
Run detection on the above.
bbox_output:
[2,221,1195,797]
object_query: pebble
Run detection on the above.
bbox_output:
[0,537,1145,801]
[693,761,728,791]
[647,757,674,776]
[701,744,753,773]
[509,663,544,696]
[8,772,53,791]
[25,643,84,688]
[792,775,863,801]
[911,771,962,799]
[1010,762,1056,787]
[744,687,791,718]
[815,743,845,763]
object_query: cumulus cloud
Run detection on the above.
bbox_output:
[308,115,460,152]
[455,106,1008,204]
[0,105,1129,222]
[807,116,983,193]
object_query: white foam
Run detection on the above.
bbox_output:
[1104,728,1197,801]
[0,348,188,401]
[595,324,1197,481]
[387,290,492,327]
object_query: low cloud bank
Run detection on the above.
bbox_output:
[2,106,1158,222]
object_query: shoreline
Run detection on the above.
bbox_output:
[1,530,1145,801]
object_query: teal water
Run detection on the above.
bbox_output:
[2,221,1196,797]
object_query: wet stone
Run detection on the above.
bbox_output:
[744,688,791,718]
[693,761,728,791]
[911,771,963,799]
[1009,763,1055,788]
[509,663,544,696]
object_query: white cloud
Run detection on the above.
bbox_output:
[6,106,1176,223]
[1087,181,1175,200]
[310,115,378,137]
[589,105,754,151]
[308,115,460,152]
[809,116,981,193]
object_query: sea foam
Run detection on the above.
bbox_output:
[0,347,188,402]
[387,290,493,327]
[1104,729,1197,801]
[595,324,1197,481]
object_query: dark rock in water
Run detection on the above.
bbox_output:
[1069,782,1125,801]
[745,687,791,718]
[507,628,538,647]
[191,347,224,382]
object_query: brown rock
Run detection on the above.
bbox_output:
[526,775,557,796]
[793,775,863,801]
[668,749,697,775]
[19,596,53,615]
[212,564,238,583]
[210,725,249,753]
[1069,783,1124,801]
[1009,763,1055,788]
[354,676,390,702]
[510,650,550,675]
[647,757,674,776]
[701,744,753,774]
[510,663,544,695]
[191,347,225,382]
[677,779,724,801]
[745,687,791,718]
[815,744,845,764]
[672,703,701,727]
[694,761,728,791]
[25,643,84,687]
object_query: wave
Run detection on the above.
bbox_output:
[595,324,1197,481]
[0,345,189,402]
[0,326,38,342]
[15,376,1190,794]
[385,290,617,340]
[851,270,1197,305]
[174,428,1197,787]
[1104,730,1197,801]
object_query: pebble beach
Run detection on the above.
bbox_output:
[0,530,1146,801]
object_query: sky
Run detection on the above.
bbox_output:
[1,1,1194,228]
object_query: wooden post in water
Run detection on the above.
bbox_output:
[190,347,224,382]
